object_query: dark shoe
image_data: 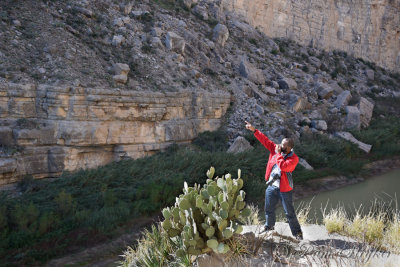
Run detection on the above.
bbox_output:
[260,225,274,234]
[295,232,303,241]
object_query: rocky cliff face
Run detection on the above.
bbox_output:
[221,0,400,71]
[0,83,230,184]
[0,0,398,186]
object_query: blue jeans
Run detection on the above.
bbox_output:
[265,185,302,236]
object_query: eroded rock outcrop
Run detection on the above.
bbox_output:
[221,0,400,71]
[0,83,231,185]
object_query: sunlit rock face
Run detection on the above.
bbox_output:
[0,83,231,185]
[221,0,400,71]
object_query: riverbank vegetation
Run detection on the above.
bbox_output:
[322,198,400,254]
[0,101,399,265]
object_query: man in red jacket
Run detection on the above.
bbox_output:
[245,121,303,240]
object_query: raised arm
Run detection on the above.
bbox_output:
[254,130,276,153]
[245,120,276,153]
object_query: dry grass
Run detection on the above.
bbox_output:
[383,214,400,254]
[120,223,191,267]
[319,198,400,254]
[322,204,347,234]
[238,204,261,226]
[296,197,314,225]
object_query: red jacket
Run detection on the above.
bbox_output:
[254,129,299,192]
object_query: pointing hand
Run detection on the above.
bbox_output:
[245,121,255,132]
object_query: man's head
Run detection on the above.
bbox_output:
[280,138,294,154]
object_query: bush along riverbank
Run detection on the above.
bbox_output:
[0,113,399,265]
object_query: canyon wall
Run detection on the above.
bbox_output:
[221,0,400,71]
[0,83,231,185]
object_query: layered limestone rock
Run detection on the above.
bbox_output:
[0,83,231,185]
[221,0,400,71]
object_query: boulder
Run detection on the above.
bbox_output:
[298,157,314,170]
[240,83,254,97]
[239,60,265,85]
[12,19,21,27]
[131,10,150,18]
[365,69,374,81]
[199,52,210,67]
[75,7,93,17]
[112,35,125,46]
[120,3,133,15]
[165,32,185,54]
[357,97,374,128]
[335,132,372,153]
[227,136,253,154]
[113,18,124,27]
[208,2,225,22]
[114,63,130,76]
[212,24,229,47]
[150,37,163,48]
[344,106,360,130]
[278,78,297,90]
[311,120,328,131]
[316,83,334,99]
[113,63,130,84]
[300,125,312,136]
[267,39,280,52]
[287,94,300,107]
[308,56,321,68]
[271,81,279,89]
[113,74,128,84]
[328,81,343,95]
[292,97,311,112]
[251,86,269,104]
[255,104,264,114]
[181,0,198,9]
[264,86,276,95]
[309,110,323,120]
[192,4,208,20]
[334,90,352,108]
[151,27,163,37]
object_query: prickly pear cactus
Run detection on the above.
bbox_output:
[161,167,251,256]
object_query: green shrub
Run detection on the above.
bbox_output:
[2,117,400,264]
[0,205,8,233]
[141,44,154,54]
[54,190,76,216]
[249,38,258,47]
[296,133,364,175]
[192,130,228,152]
[38,212,57,235]
[86,202,130,232]
[351,115,400,158]
[103,190,117,208]
[13,202,39,233]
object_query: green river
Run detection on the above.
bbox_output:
[276,169,400,223]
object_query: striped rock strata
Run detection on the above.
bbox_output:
[221,0,400,71]
[0,83,231,185]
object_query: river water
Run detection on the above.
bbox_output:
[275,169,400,223]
